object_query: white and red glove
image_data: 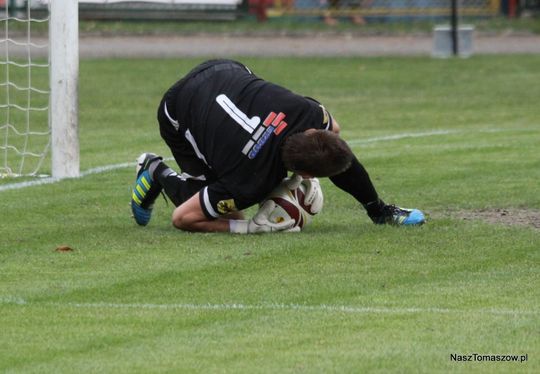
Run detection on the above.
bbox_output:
[283,173,303,190]
[300,178,324,215]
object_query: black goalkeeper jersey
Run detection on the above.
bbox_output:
[166,60,332,218]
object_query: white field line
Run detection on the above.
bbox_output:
[346,127,532,146]
[0,297,537,317]
[347,129,460,146]
[0,127,533,193]
[0,162,134,192]
[0,158,173,193]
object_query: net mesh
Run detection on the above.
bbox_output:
[0,2,49,178]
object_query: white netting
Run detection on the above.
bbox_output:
[0,1,49,178]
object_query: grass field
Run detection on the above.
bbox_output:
[1,56,539,373]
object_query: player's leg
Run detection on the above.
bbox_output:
[152,158,208,208]
[171,192,233,232]
[156,98,216,205]
[329,156,425,225]
[131,150,223,226]
[131,99,209,225]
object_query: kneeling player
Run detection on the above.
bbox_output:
[130,59,425,233]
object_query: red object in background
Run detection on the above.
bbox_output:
[249,0,272,22]
[508,0,517,18]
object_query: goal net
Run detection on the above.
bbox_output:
[1,1,49,177]
[1,0,78,179]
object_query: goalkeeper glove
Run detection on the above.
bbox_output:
[300,178,324,214]
[229,200,297,234]
[283,173,303,190]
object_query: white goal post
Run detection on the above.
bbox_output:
[49,0,79,178]
[1,0,78,179]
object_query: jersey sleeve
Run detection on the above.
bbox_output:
[319,104,334,132]
[304,97,333,132]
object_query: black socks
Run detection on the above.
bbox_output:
[329,156,386,221]
[152,162,191,207]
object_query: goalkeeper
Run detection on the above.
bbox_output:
[131,59,425,233]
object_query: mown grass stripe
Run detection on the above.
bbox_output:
[1,298,537,316]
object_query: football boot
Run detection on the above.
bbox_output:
[131,153,163,226]
[376,204,426,226]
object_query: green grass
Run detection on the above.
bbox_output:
[1,56,539,373]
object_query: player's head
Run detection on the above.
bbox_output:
[281,130,353,177]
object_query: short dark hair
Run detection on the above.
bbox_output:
[281,131,353,177]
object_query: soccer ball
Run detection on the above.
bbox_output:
[265,178,323,229]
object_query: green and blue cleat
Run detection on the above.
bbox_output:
[378,205,426,226]
[131,153,163,226]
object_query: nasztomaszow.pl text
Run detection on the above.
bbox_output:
[451,353,528,363]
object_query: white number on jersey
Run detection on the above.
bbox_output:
[216,94,261,134]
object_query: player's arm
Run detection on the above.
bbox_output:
[331,117,341,134]
[171,192,295,234]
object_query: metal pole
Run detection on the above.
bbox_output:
[451,0,459,56]
[50,0,79,178]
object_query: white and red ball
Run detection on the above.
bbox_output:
[265,179,323,229]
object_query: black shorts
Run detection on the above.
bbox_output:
[158,100,212,174]
[157,80,221,203]
[157,59,245,180]
[157,100,213,201]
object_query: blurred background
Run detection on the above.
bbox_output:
[1,0,538,37]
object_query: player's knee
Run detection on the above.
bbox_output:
[172,211,192,231]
